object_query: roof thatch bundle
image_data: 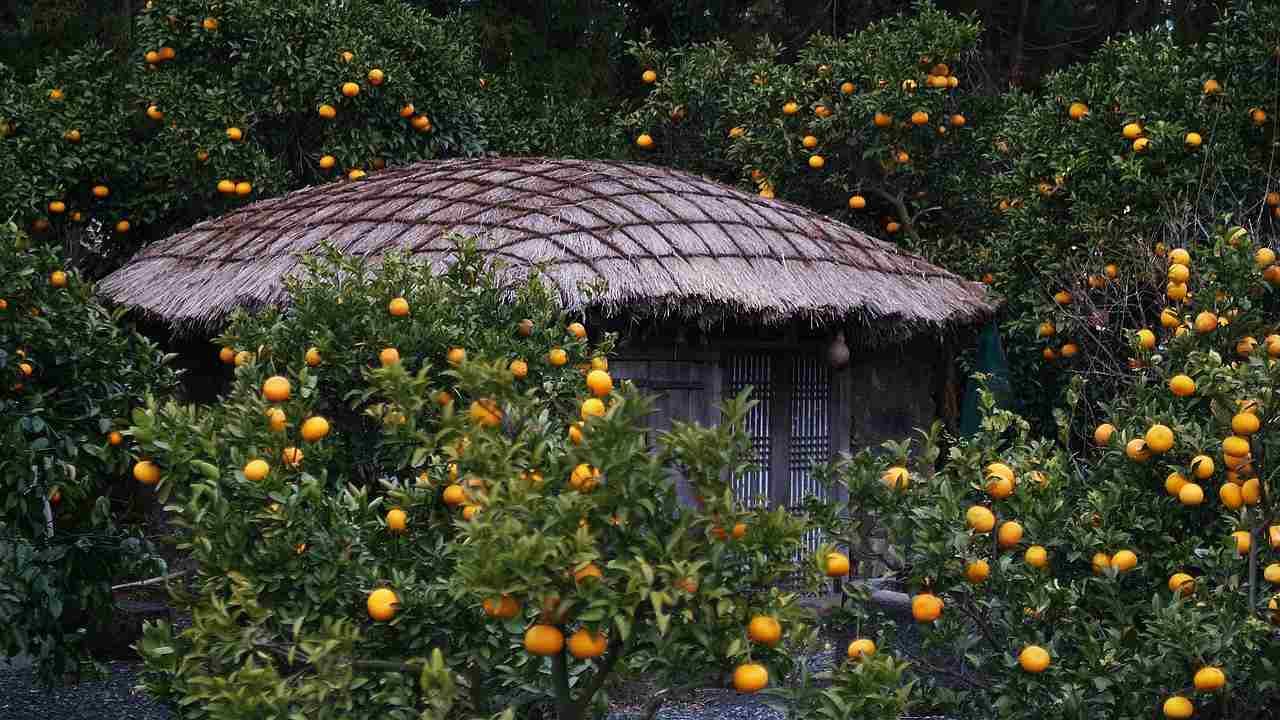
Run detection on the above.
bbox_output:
[98,157,993,340]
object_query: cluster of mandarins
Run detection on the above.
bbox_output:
[1036,229,1279,364]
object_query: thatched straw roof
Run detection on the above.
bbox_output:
[98,157,993,339]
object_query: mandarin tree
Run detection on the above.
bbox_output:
[0,0,483,272]
[619,1,996,250]
[0,221,179,682]
[817,223,1280,719]
[127,239,902,719]
[974,3,1280,431]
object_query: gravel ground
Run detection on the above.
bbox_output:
[0,657,172,720]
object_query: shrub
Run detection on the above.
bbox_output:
[619,1,997,251]
[130,239,908,718]
[0,221,179,682]
[0,0,484,270]
[970,3,1280,431]
[822,225,1280,719]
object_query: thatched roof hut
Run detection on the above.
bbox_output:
[100,157,995,512]
[99,157,992,340]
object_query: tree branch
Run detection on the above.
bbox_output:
[111,570,190,591]
[574,634,627,711]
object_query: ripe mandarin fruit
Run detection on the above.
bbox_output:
[1219,482,1243,509]
[388,297,410,316]
[1145,424,1173,453]
[1179,482,1205,506]
[442,484,466,506]
[300,416,330,442]
[217,179,236,194]
[847,638,876,659]
[482,595,520,619]
[635,133,654,149]
[1231,412,1260,435]
[911,593,943,623]
[217,347,236,364]
[1025,545,1048,569]
[1222,436,1250,457]
[367,588,399,621]
[1094,423,1115,445]
[1122,122,1142,139]
[965,559,990,584]
[732,663,768,693]
[747,616,782,646]
[586,370,613,397]
[379,347,400,366]
[1232,530,1251,554]
[133,460,160,485]
[1110,550,1138,572]
[108,431,123,446]
[1068,102,1089,119]
[1019,645,1050,672]
[966,506,996,533]
[997,521,1024,548]
[567,629,608,658]
[1193,666,1225,691]
[226,127,242,141]
[1136,329,1157,350]
[469,399,502,428]
[305,347,321,367]
[987,476,1014,499]
[510,359,528,379]
[1168,263,1189,283]
[1091,552,1111,574]
[574,563,603,584]
[1169,375,1196,397]
[1242,477,1261,505]
[266,407,287,432]
[1262,563,1280,585]
[641,69,657,84]
[341,82,360,97]
[281,447,304,466]
[1163,696,1193,719]
[580,398,605,421]
[262,376,291,402]
[243,459,269,481]
[808,154,825,169]
[802,135,818,149]
[826,552,850,577]
[367,68,385,85]
[1190,455,1213,479]
[911,110,929,125]
[386,508,407,532]
[1168,572,1195,596]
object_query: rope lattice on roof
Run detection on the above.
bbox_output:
[98,157,994,340]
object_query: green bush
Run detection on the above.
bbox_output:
[0,0,485,269]
[0,221,179,682]
[130,239,911,719]
[619,1,997,252]
[968,3,1280,431]
[821,225,1280,719]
